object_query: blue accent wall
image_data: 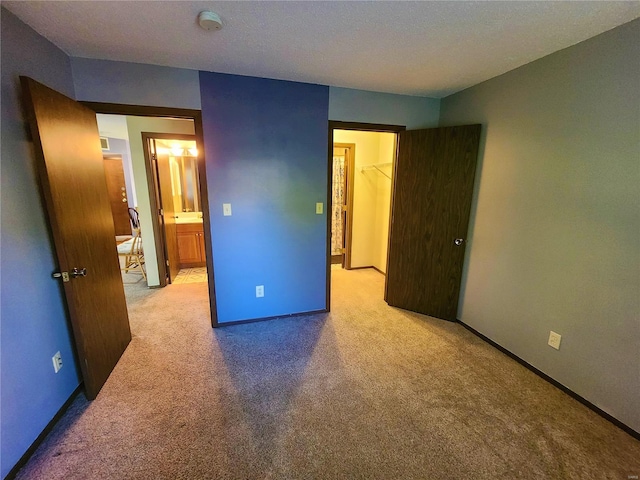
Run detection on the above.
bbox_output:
[1,8,81,478]
[199,72,329,323]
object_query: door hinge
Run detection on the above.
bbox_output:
[52,271,70,282]
[166,260,170,267]
[159,208,164,216]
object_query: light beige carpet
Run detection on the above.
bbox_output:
[14,268,640,479]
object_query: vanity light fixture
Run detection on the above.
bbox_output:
[188,148,198,157]
[198,11,222,31]
[171,147,184,157]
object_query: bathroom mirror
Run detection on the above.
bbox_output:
[170,152,200,213]
[154,138,201,213]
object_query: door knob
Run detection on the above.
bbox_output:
[70,267,87,278]
[454,238,464,246]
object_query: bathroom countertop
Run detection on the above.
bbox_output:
[175,214,203,224]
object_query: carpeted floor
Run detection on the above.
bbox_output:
[14,268,640,479]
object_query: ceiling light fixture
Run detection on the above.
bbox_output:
[198,11,222,31]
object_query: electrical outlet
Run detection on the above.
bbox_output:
[315,202,323,214]
[52,351,63,373]
[548,331,562,350]
[256,285,264,298]
[223,203,232,216]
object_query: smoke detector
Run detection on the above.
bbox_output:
[198,11,222,31]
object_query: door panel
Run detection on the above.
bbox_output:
[331,147,346,263]
[103,156,131,236]
[21,77,131,399]
[155,149,181,282]
[334,143,355,269]
[177,223,205,267]
[385,125,481,321]
[177,232,201,265]
[342,154,348,267]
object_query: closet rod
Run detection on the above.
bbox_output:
[360,162,392,180]
[360,162,392,168]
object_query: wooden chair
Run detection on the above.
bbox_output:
[117,208,146,279]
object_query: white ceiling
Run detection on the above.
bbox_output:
[4,1,640,98]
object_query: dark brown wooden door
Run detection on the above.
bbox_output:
[385,125,481,321]
[155,147,181,282]
[103,156,131,236]
[21,77,131,399]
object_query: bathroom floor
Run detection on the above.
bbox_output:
[173,267,208,284]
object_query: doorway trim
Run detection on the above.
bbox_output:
[326,121,406,311]
[81,102,218,326]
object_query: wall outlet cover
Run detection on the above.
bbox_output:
[548,331,562,350]
[52,351,63,373]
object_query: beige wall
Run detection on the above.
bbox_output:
[373,134,395,273]
[125,116,195,286]
[334,130,395,271]
[440,19,640,431]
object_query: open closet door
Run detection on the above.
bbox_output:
[385,125,481,321]
[21,77,131,399]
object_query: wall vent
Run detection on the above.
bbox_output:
[100,137,110,150]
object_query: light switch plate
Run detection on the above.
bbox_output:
[256,285,264,298]
[316,202,323,214]
[223,203,232,216]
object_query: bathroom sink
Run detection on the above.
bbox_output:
[175,212,203,224]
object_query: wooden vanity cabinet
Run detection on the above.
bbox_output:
[176,223,206,267]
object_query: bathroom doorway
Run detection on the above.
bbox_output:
[91,105,216,327]
[143,133,208,285]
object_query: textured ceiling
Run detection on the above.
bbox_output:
[4,1,640,97]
